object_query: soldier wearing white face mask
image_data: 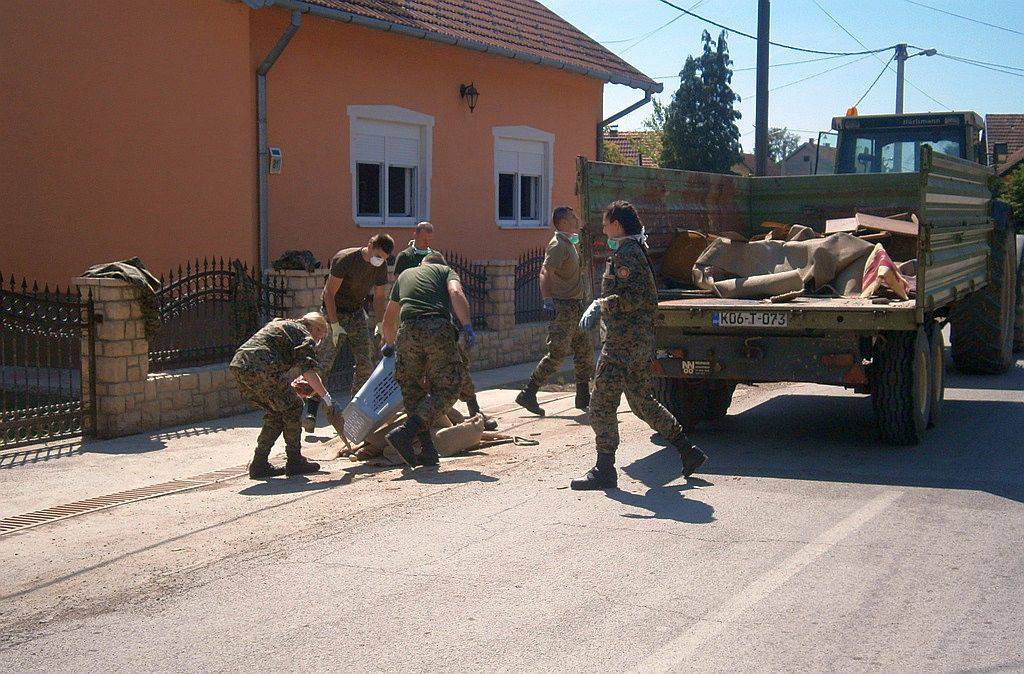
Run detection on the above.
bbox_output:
[304,234,395,432]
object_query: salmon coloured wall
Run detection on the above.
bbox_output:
[1,0,256,286]
[252,8,604,265]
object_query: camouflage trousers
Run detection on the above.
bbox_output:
[458,339,477,402]
[395,317,467,427]
[314,308,375,397]
[590,338,682,456]
[231,368,303,455]
[528,299,594,389]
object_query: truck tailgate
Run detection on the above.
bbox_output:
[656,296,919,332]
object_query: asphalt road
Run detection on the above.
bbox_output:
[1,359,1022,672]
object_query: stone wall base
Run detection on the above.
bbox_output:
[141,365,253,431]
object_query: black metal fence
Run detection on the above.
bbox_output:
[1,274,95,448]
[515,247,553,324]
[440,250,487,329]
[149,259,287,372]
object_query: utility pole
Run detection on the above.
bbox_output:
[894,43,908,114]
[754,0,770,176]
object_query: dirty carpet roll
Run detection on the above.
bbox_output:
[713,269,804,300]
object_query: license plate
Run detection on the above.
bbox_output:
[712,311,789,328]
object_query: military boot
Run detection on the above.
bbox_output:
[575,382,591,411]
[284,450,320,476]
[415,431,439,468]
[570,452,617,490]
[467,396,498,431]
[248,450,285,480]
[515,382,545,417]
[302,398,319,434]
[386,415,424,468]
[674,435,707,478]
[480,414,498,432]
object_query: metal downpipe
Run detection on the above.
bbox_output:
[257,10,302,274]
[596,92,653,161]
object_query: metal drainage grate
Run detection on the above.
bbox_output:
[0,464,248,536]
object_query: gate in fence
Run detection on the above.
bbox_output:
[0,275,96,448]
[149,259,287,372]
[514,247,553,324]
[439,250,488,329]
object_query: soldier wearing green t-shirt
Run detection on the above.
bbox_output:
[392,221,436,277]
[381,252,475,468]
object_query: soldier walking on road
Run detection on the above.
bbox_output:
[381,252,475,468]
[572,201,706,490]
[516,206,594,416]
[230,313,333,479]
[305,234,395,432]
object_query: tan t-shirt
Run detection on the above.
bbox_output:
[543,232,584,300]
[328,247,388,313]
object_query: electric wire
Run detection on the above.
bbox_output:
[899,0,1024,37]
[652,0,896,56]
[934,53,1024,78]
[768,54,873,92]
[599,0,707,47]
[652,53,851,80]
[854,54,895,107]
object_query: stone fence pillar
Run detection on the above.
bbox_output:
[483,260,516,332]
[267,269,327,317]
[73,277,149,438]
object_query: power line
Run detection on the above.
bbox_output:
[899,0,1024,37]
[854,54,894,107]
[935,53,1024,78]
[809,0,952,110]
[652,0,896,56]
[652,53,850,80]
[599,0,708,46]
[769,54,874,92]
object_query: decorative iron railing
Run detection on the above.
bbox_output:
[439,250,488,329]
[514,247,553,324]
[149,259,287,371]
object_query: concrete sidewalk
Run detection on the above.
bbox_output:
[0,356,574,519]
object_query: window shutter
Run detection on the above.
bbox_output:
[352,133,385,163]
[387,136,420,168]
[496,150,519,174]
[519,151,544,176]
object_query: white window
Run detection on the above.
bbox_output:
[493,126,554,228]
[348,105,434,227]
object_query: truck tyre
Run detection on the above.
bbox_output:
[705,382,737,421]
[950,217,1016,373]
[927,325,944,429]
[871,330,931,445]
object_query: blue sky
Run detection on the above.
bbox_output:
[543,0,1024,152]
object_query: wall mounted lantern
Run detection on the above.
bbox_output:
[460,83,479,112]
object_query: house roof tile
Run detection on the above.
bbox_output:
[986,114,1024,156]
[603,131,660,167]
[282,0,660,91]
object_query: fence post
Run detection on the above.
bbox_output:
[267,269,327,317]
[73,277,149,438]
[483,260,516,332]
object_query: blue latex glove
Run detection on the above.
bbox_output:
[380,344,395,358]
[461,324,477,349]
[542,298,555,312]
[579,300,602,332]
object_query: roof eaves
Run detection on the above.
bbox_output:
[256,0,663,93]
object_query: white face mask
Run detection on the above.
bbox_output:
[369,255,385,267]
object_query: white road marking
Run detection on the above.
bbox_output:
[637,489,904,673]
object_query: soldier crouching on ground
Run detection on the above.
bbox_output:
[230,312,334,479]
[572,201,707,491]
[381,252,475,468]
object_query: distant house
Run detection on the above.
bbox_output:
[731,153,780,177]
[603,130,660,167]
[2,0,659,285]
[779,139,835,176]
[986,114,1024,176]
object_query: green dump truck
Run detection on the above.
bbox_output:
[576,143,1020,445]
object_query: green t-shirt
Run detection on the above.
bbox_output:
[328,247,388,313]
[543,231,585,300]
[390,263,460,323]
[393,244,444,277]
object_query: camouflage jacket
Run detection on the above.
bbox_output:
[230,318,318,376]
[600,238,657,342]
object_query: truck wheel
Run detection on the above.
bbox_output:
[705,382,737,421]
[871,330,931,445]
[950,218,1016,373]
[927,325,944,428]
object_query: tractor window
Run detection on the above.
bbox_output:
[836,126,964,174]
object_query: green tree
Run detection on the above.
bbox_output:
[1002,165,1024,220]
[602,140,627,164]
[768,127,802,163]
[660,30,741,173]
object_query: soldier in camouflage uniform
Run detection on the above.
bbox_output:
[230,313,333,479]
[381,252,476,468]
[517,206,594,416]
[572,201,706,490]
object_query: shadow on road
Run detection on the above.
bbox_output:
[392,468,499,485]
[238,472,353,496]
[602,446,717,524]
[693,385,1024,503]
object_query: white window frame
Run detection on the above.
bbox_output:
[493,126,554,229]
[348,105,434,227]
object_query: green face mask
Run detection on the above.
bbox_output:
[569,233,580,245]
[607,238,620,251]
